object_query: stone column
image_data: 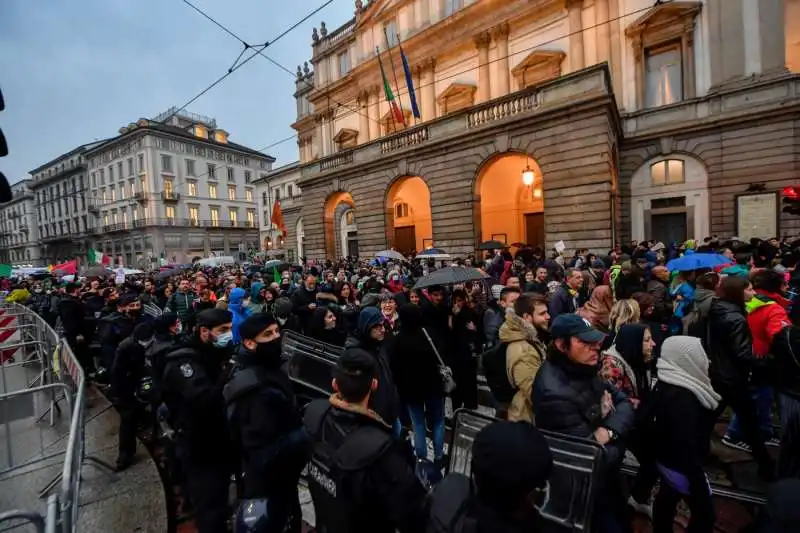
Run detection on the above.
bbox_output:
[315,113,326,156]
[358,91,370,144]
[757,0,787,75]
[420,58,437,121]
[595,0,610,65]
[474,31,491,102]
[567,0,585,72]
[367,86,380,140]
[493,23,511,96]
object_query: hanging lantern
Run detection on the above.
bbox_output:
[522,165,535,187]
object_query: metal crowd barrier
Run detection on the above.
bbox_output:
[0,302,115,533]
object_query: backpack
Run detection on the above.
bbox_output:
[682,300,710,347]
[480,343,515,404]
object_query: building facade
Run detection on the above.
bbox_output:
[29,142,104,264]
[0,179,42,266]
[253,162,305,262]
[82,109,274,267]
[290,0,800,259]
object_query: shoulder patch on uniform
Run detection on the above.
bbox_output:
[180,363,194,378]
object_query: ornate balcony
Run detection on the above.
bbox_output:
[161,191,180,203]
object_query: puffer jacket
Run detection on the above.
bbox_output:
[746,291,792,357]
[707,298,758,387]
[498,309,545,423]
[228,288,252,344]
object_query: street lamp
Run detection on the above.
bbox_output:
[521,165,535,187]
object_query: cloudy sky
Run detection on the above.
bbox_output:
[0,0,354,182]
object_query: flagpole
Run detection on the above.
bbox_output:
[383,27,407,128]
[376,46,398,134]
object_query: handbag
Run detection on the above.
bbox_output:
[422,327,457,394]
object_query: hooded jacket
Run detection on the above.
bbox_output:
[228,287,252,344]
[747,291,792,358]
[498,309,546,423]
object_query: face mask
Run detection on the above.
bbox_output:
[255,339,282,360]
[127,308,142,317]
[34,288,42,293]
[138,338,154,348]
[277,317,287,326]
[213,331,233,348]
[242,299,251,307]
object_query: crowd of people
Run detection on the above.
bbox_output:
[2,235,800,533]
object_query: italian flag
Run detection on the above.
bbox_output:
[88,249,110,265]
[377,47,405,124]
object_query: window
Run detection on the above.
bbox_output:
[166,206,176,220]
[189,206,199,225]
[338,51,351,76]
[132,206,138,221]
[650,159,685,186]
[110,187,116,202]
[117,162,124,180]
[247,209,256,227]
[208,183,218,199]
[138,154,145,172]
[210,207,219,226]
[287,184,294,197]
[91,172,96,188]
[164,179,174,195]
[188,181,197,197]
[108,166,114,181]
[119,183,126,199]
[161,154,173,173]
[103,214,109,226]
[227,167,235,182]
[127,158,134,176]
[274,188,281,201]
[645,44,682,108]
[229,208,238,226]
[207,163,217,179]
[129,180,136,197]
[186,159,196,176]
[99,168,105,185]
[262,191,268,205]
[444,0,463,17]
[228,185,237,200]
[345,210,355,225]
[384,19,398,47]
[140,176,147,192]
[245,189,253,202]
[244,171,252,184]
[395,202,410,218]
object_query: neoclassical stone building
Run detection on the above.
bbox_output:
[284,0,800,260]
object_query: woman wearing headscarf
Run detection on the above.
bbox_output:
[641,335,720,533]
[599,323,654,408]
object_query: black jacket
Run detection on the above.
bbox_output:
[161,339,232,463]
[547,286,577,323]
[303,399,427,533]
[110,336,148,403]
[531,347,635,465]
[344,335,401,425]
[57,294,87,341]
[387,306,445,404]
[290,286,318,332]
[224,347,309,498]
[706,298,758,388]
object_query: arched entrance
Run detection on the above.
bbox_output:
[385,176,432,256]
[475,153,544,247]
[296,217,305,262]
[323,191,356,259]
[340,209,359,258]
[630,154,709,243]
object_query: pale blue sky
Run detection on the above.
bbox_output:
[0,0,354,182]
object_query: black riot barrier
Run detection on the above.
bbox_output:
[447,409,605,533]
[282,330,342,404]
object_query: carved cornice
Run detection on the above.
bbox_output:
[474,31,491,49]
[493,22,511,40]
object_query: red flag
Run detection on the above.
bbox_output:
[271,200,287,237]
[51,260,77,275]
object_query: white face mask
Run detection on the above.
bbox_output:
[213,331,233,348]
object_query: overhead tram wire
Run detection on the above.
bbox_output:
[39,0,337,207]
[47,0,656,208]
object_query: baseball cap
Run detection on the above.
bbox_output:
[550,314,606,343]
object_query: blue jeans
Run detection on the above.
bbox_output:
[407,397,445,461]
[726,386,774,441]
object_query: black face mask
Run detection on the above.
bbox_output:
[127,308,141,318]
[255,339,282,361]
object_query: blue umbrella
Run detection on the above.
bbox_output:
[666,253,732,272]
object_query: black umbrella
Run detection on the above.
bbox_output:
[413,266,488,289]
[477,240,507,250]
[155,267,182,280]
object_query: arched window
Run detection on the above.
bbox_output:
[345,210,355,226]
[395,202,410,218]
[650,159,685,186]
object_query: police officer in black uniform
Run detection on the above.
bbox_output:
[427,421,553,533]
[96,292,143,376]
[110,321,155,471]
[304,348,428,533]
[161,308,234,533]
[224,313,310,533]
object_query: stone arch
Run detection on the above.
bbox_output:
[323,191,355,259]
[629,152,709,244]
[339,207,358,257]
[384,175,433,256]
[473,152,545,248]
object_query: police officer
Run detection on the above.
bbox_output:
[95,292,143,377]
[161,308,234,533]
[110,322,155,471]
[304,348,428,533]
[224,313,310,533]
[427,421,553,533]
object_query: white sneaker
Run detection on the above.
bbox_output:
[628,495,653,519]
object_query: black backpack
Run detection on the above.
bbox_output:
[480,343,515,404]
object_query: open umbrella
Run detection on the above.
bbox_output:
[667,253,732,272]
[416,248,451,261]
[375,250,405,261]
[414,266,488,289]
[477,240,507,250]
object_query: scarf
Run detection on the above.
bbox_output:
[657,336,721,410]
[603,345,639,397]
